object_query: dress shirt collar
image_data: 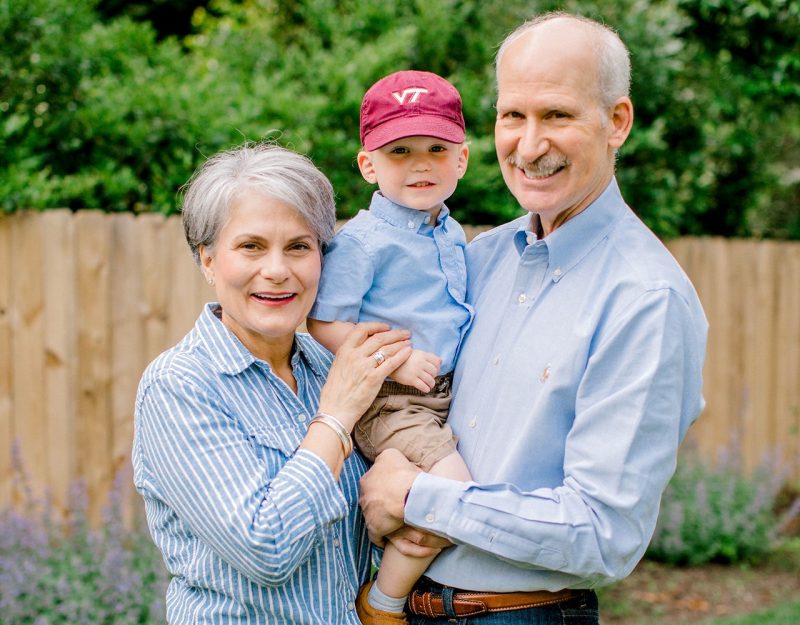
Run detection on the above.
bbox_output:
[512,178,627,281]
[197,303,324,377]
[368,191,450,232]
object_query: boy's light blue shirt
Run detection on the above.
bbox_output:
[405,179,708,591]
[310,192,473,375]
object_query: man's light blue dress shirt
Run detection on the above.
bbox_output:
[133,304,370,624]
[310,192,473,375]
[405,179,708,591]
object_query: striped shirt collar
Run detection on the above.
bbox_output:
[196,303,325,377]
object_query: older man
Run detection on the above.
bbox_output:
[358,12,708,625]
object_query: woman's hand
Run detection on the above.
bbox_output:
[317,322,412,431]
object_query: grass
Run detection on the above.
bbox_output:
[700,600,800,625]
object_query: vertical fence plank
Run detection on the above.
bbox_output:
[165,217,211,347]
[773,243,800,478]
[712,237,740,457]
[713,238,747,460]
[758,241,780,469]
[41,210,78,513]
[0,215,13,505]
[139,215,170,368]
[670,237,734,461]
[75,211,113,520]
[110,213,145,524]
[10,212,47,504]
[736,241,776,472]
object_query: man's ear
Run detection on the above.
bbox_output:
[608,97,634,150]
[357,151,378,184]
[457,143,470,179]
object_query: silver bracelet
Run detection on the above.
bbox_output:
[310,412,353,459]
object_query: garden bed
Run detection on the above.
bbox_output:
[599,544,800,624]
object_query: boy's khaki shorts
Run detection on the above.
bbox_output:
[353,373,457,471]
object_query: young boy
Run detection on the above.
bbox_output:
[307,70,473,625]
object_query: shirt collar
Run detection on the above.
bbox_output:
[512,178,627,281]
[292,334,326,376]
[197,303,324,377]
[368,191,448,232]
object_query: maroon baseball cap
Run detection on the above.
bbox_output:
[360,70,466,151]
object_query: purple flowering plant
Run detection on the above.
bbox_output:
[647,436,800,566]
[0,443,168,624]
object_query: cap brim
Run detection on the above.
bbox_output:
[363,115,465,151]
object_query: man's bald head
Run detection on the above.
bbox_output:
[495,12,631,110]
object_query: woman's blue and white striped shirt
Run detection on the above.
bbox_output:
[132,303,371,624]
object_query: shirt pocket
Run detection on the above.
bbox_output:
[247,425,304,460]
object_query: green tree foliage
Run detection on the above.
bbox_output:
[0,0,248,212]
[673,0,800,238]
[1,0,798,237]
[181,0,529,222]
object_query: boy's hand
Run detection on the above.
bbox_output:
[389,349,441,393]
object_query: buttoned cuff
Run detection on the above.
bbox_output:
[405,472,468,534]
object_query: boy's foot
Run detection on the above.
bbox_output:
[356,581,409,625]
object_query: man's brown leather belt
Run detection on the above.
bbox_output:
[408,587,579,618]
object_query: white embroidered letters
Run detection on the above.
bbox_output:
[391,88,429,104]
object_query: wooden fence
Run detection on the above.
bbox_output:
[1,210,798,520]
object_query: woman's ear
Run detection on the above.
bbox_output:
[357,151,378,184]
[199,245,215,286]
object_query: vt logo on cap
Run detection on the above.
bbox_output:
[360,70,465,151]
[391,88,429,104]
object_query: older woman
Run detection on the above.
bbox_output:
[132,143,413,624]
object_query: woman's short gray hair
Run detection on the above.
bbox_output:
[495,12,631,110]
[181,142,336,265]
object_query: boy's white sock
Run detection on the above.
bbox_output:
[368,581,407,613]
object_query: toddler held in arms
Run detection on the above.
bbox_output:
[308,70,474,625]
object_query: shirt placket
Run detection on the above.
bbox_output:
[467,243,550,468]
[433,225,467,306]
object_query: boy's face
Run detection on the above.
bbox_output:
[357,135,468,219]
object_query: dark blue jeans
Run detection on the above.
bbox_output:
[407,582,599,625]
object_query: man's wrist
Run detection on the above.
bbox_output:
[399,470,421,519]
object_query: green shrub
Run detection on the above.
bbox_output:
[2,0,798,237]
[0,0,245,214]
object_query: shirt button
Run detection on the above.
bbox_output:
[518,293,527,304]
[346,602,355,611]
[468,419,477,428]
[526,232,536,245]
[333,538,341,547]
[425,512,436,523]
[493,355,500,365]
[296,414,305,423]
[553,268,562,278]
[407,220,415,229]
